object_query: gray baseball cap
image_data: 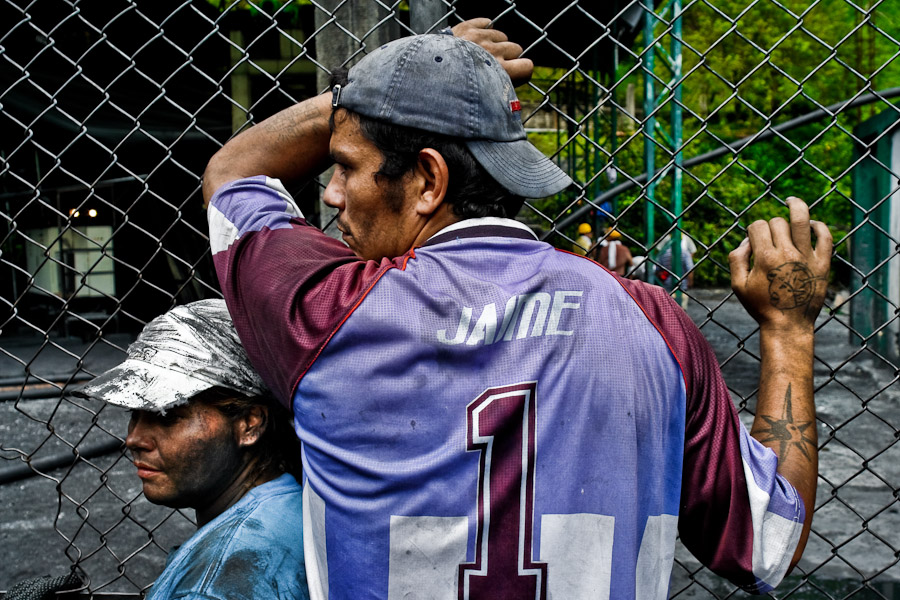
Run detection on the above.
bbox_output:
[331,34,573,199]
[72,299,268,413]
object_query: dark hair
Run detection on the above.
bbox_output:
[329,69,525,219]
[194,387,302,485]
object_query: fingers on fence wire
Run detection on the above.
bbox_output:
[452,18,502,39]
[451,18,533,86]
[768,216,794,254]
[747,216,776,254]
[809,220,833,271]
[729,197,832,325]
[786,196,812,252]
[4,571,84,600]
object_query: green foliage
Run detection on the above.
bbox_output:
[204,0,312,24]
[529,0,899,287]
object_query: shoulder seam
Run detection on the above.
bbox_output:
[554,247,687,392]
[288,251,415,409]
[613,279,689,395]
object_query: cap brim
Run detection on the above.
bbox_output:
[70,359,210,413]
[467,139,573,199]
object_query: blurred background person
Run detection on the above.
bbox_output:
[572,222,593,255]
[657,232,695,291]
[656,233,696,308]
[597,227,634,276]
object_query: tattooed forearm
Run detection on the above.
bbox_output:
[751,383,815,463]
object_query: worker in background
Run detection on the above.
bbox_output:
[572,222,593,256]
[597,227,634,276]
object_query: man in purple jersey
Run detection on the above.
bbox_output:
[202,18,831,599]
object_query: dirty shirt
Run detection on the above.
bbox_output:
[146,473,308,600]
[208,176,805,599]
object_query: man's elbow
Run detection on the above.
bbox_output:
[202,149,233,209]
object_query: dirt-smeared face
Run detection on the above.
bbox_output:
[125,402,243,510]
[322,111,420,261]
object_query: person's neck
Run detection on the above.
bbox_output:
[194,461,279,528]
[409,205,461,250]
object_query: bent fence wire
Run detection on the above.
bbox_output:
[1,0,899,597]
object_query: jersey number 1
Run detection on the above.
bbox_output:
[458,382,547,600]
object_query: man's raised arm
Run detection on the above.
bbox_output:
[729,196,832,569]
[202,92,334,207]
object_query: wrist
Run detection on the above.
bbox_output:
[758,322,815,361]
[758,323,815,377]
[758,319,816,338]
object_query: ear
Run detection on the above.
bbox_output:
[235,405,268,448]
[413,148,449,217]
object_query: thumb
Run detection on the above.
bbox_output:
[729,237,752,291]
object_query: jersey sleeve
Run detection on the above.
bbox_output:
[618,278,804,594]
[207,176,400,408]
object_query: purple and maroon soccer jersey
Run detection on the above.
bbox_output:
[209,176,804,599]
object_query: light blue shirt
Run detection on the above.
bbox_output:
[146,473,308,600]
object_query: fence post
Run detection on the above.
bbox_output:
[671,0,684,301]
[410,0,448,34]
[313,0,400,236]
[642,5,657,251]
[852,111,900,362]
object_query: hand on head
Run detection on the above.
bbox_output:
[452,18,533,87]
[729,197,832,330]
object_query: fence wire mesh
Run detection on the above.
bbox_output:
[1,0,899,597]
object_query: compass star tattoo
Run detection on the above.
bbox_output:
[753,383,815,462]
[767,262,827,318]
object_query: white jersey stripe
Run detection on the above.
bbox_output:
[303,482,329,600]
[388,516,469,599]
[741,457,803,588]
[208,204,239,255]
[540,513,615,599]
[635,514,678,600]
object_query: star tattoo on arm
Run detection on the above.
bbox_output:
[752,383,815,463]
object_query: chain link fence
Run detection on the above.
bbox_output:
[2,0,899,597]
